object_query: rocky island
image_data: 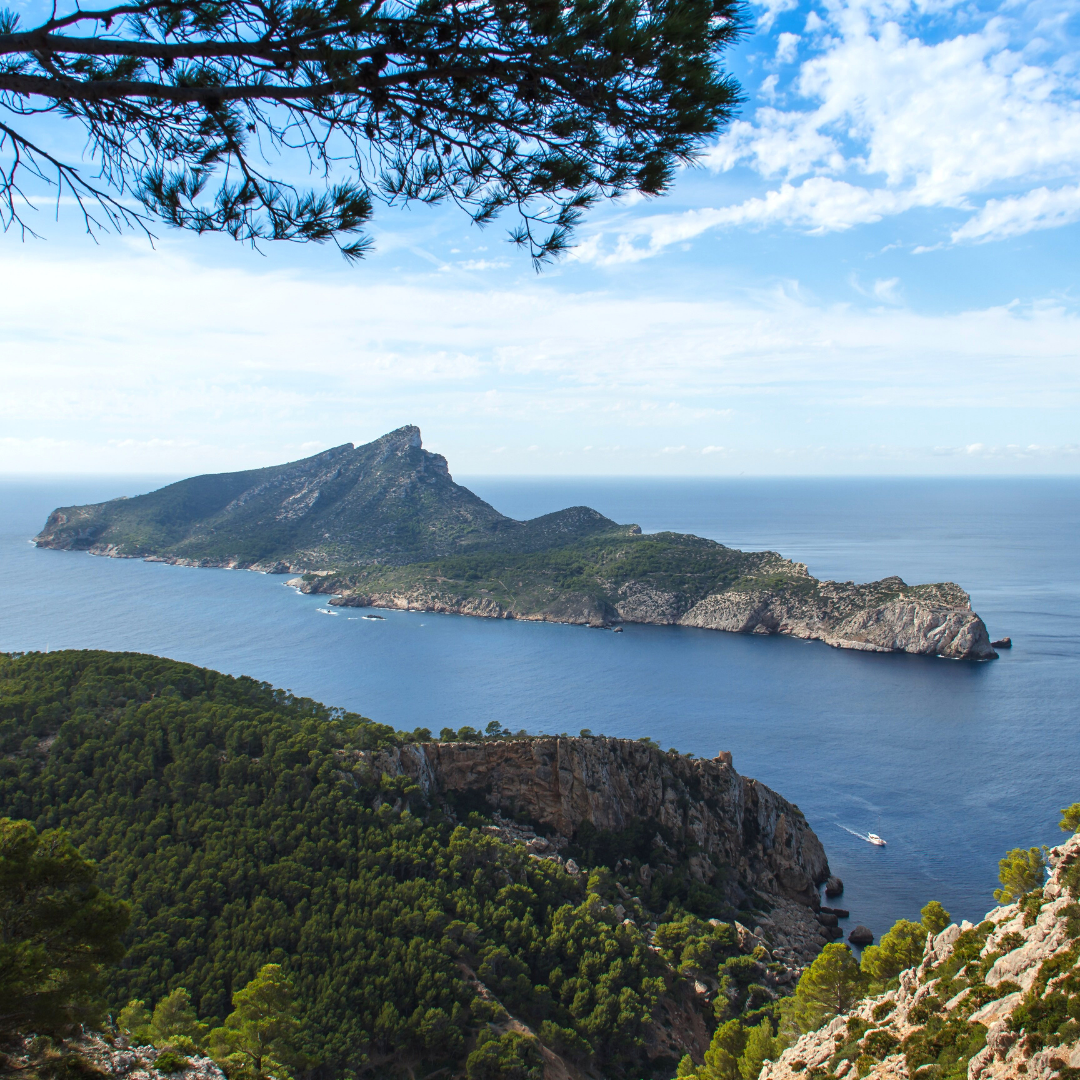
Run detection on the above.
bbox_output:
[34,425,997,660]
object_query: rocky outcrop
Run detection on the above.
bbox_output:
[3,1034,226,1080]
[678,577,996,660]
[360,736,830,911]
[305,569,997,661]
[760,832,1080,1080]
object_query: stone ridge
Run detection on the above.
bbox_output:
[760,831,1080,1080]
[359,736,830,910]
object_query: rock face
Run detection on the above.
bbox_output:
[676,577,994,660]
[760,831,1080,1080]
[308,568,997,661]
[4,1034,226,1080]
[361,736,830,910]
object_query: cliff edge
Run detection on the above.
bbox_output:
[365,736,830,925]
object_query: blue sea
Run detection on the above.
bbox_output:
[2,475,1078,943]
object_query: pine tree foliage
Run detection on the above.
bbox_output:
[919,901,951,936]
[119,987,208,1052]
[208,964,302,1080]
[783,943,864,1035]
[0,0,746,262]
[0,817,129,1039]
[0,650,668,1076]
[994,847,1048,905]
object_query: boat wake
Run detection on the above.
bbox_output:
[838,824,886,845]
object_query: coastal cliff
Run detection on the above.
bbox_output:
[361,736,833,960]
[296,563,997,661]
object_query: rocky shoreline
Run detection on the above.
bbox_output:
[289,571,998,661]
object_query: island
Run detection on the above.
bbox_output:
[34,425,997,660]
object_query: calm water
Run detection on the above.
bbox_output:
[2,475,1078,942]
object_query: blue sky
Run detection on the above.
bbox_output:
[1,0,1078,475]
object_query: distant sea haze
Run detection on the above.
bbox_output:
[2,475,1078,943]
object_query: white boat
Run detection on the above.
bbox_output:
[867,833,886,846]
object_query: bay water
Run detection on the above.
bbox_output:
[2,475,1078,942]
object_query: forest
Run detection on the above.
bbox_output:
[0,650,738,1078]
[4,650,1059,1080]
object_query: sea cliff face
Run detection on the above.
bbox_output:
[361,736,830,911]
[676,577,994,660]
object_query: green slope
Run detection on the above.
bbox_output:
[307,530,809,622]
[0,650,770,1079]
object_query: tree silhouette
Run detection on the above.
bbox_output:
[0,0,746,263]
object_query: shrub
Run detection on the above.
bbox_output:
[153,1052,190,1074]
[465,1031,544,1080]
[921,903,951,936]
[784,944,864,1034]
[995,848,1048,905]
[861,920,927,984]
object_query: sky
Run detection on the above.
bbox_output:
[1,0,1079,476]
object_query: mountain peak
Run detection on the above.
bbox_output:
[374,424,422,451]
[33,427,626,571]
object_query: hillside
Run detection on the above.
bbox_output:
[0,650,839,1080]
[763,829,1080,1080]
[33,426,632,569]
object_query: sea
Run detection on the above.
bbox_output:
[2,475,1078,943]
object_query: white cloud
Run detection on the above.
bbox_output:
[776,32,802,63]
[755,0,798,32]
[573,180,904,264]
[574,0,1080,259]
[950,183,1080,241]
[0,248,1078,474]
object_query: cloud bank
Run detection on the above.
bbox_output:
[1,249,1077,474]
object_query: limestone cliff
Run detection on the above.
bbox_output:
[761,831,1080,1080]
[361,736,830,912]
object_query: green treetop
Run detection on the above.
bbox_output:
[0,817,129,1038]
[208,965,302,1080]
[119,987,207,1053]
[860,901,951,985]
[1060,803,1080,834]
[994,847,1048,905]
[783,943,865,1035]
[919,901,951,936]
